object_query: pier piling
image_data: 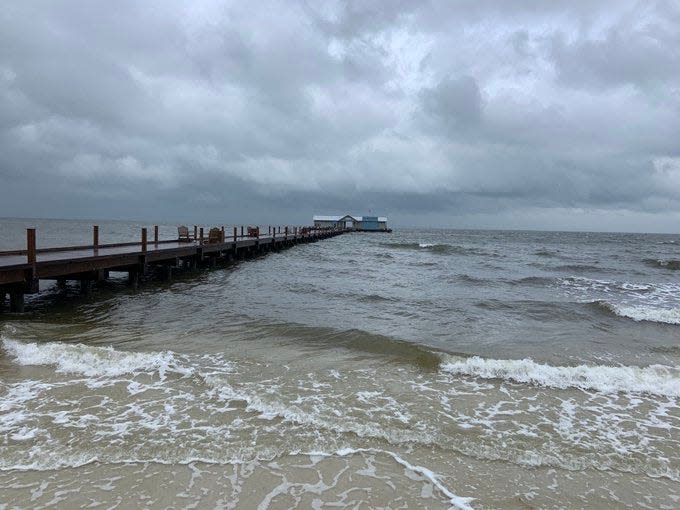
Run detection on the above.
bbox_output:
[9,292,24,313]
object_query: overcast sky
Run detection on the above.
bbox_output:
[1,1,680,231]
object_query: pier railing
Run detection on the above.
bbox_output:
[0,224,341,260]
[0,223,346,312]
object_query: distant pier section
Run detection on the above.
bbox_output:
[313,214,392,232]
[0,224,345,313]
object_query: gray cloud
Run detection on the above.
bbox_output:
[1,0,680,231]
[420,76,483,132]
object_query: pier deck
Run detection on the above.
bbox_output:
[0,225,345,312]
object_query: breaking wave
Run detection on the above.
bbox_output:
[1,337,194,380]
[643,258,680,270]
[509,276,554,286]
[441,355,680,396]
[533,249,565,258]
[592,301,680,325]
[559,276,654,292]
[380,242,490,256]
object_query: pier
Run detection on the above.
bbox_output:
[0,224,346,312]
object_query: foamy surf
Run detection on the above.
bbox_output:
[595,301,680,325]
[1,337,193,380]
[204,375,434,445]
[441,355,680,396]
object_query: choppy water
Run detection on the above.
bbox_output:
[1,220,680,509]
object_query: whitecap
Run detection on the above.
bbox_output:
[597,302,680,325]
[1,338,193,380]
[441,355,680,396]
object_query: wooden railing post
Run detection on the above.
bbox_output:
[199,227,204,243]
[93,225,99,250]
[233,226,237,242]
[221,226,225,242]
[141,228,147,252]
[240,226,244,238]
[194,225,198,240]
[268,226,271,235]
[285,226,288,239]
[154,225,159,245]
[27,228,36,264]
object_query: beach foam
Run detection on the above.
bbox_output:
[309,447,475,510]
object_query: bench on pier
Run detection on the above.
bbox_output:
[207,227,224,244]
[178,225,194,242]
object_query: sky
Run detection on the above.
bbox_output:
[1,0,680,231]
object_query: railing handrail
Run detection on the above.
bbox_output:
[0,224,342,259]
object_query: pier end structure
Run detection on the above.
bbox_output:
[313,214,392,232]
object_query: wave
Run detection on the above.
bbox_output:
[452,274,496,285]
[1,338,195,380]
[245,322,444,371]
[650,345,680,355]
[592,301,680,325]
[534,249,561,258]
[509,276,554,286]
[441,355,680,396]
[358,293,398,303]
[559,276,655,293]
[643,258,680,270]
[2,335,678,483]
[473,299,514,311]
[456,275,554,287]
[553,263,603,272]
[380,242,490,256]
[380,242,427,250]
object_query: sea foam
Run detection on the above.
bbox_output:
[441,355,680,396]
[308,447,475,510]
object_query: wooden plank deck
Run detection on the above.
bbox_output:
[0,225,345,312]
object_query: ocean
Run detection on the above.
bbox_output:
[1,219,679,509]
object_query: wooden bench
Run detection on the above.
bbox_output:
[208,227,224,244]
[177,225,194,242]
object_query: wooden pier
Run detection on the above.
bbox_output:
[0,224,346,312]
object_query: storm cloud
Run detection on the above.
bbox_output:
[1,0,679,231]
